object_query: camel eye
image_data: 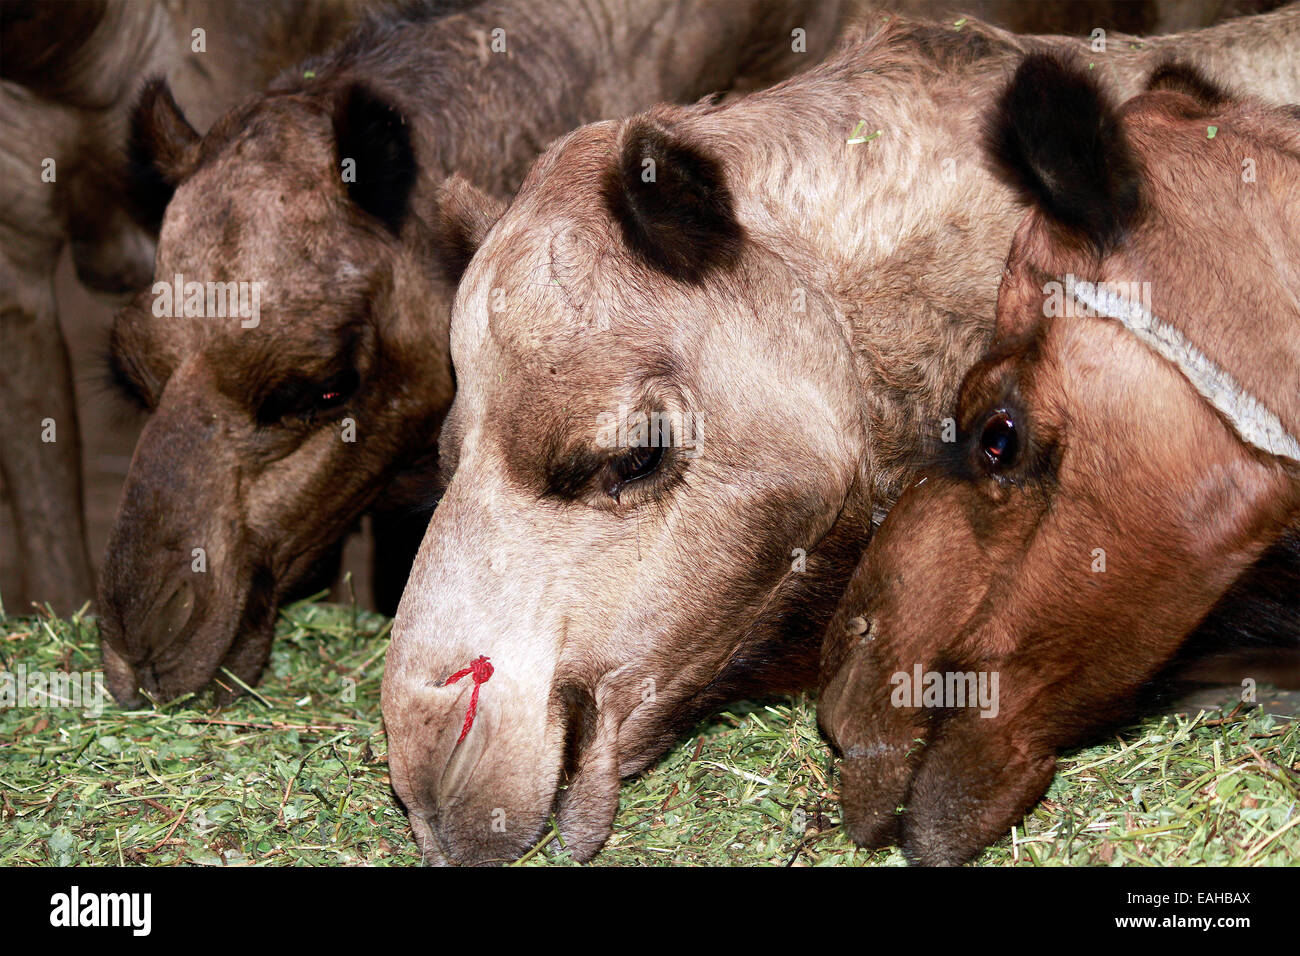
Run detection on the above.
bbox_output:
[979,411,1019,470]
[608,443,663,498]
[257,367,360,425]
[316,368,359,411]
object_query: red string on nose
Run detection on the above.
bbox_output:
[444,656,494,744]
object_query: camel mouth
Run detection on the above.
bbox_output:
[412,813,455,867]
[101,632,235,706]
[101,641,148,709]
[99,577,279,706]
[412,780,561,867]
[397,679,618,866]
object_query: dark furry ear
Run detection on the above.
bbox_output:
[984,54,1140,252]
[333,84,417,235]
[601,121,744,284]
[431,174,506,283]
[128,77,200,233]
[1147,61,1230,108]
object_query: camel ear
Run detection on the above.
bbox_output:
[1146,61,1231,108]
[128,77,200,233]
[431,174,507,283]
[333,83,417,235]
[984,54,1140,252]
[601,121,744,284]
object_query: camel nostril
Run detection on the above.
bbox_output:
[145,580,196,654]
[431,668,498,803]
[845,616,874,640]
[442,655,494,744]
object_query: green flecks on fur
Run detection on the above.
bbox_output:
[847,121,883,146]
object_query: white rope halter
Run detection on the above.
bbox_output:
[1066,276,1300,464]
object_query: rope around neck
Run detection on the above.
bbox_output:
[1066,276,1300,463]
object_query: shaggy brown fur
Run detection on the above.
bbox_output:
[382,8,1300,865]
[0,0,1274,621]
[97,0,850,707]
[818,56,1300,865]
[0,0,363,613]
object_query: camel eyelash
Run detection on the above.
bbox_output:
[541,404,698,506]
[604,442,673,503]
[256,367,361,426]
